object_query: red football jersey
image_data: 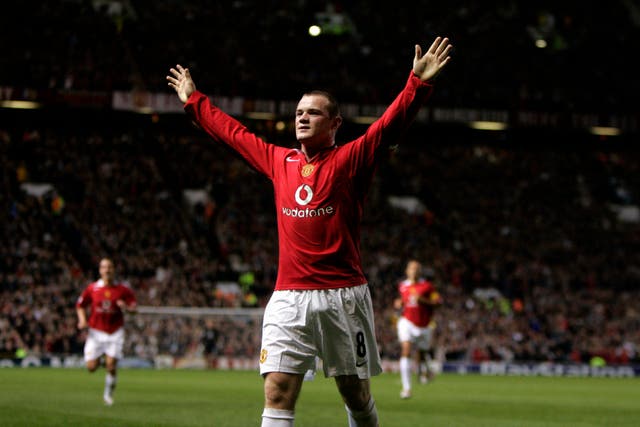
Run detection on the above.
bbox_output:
[185,73,433,290]
[76,280,136,333]
[398,279,437,327]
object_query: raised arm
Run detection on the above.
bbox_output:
[412,36,452,82]
[167,64,197,103]
[166,63,278,178]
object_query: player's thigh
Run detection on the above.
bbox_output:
[104,355,119,371]
[104,328,125,359]
[415,327,433,351]
[396,316,416,343]
[263,371,305,409]
[317,285,381,378]
[260,290,316,375]
[84,329,104,362]
[400,340,412,357]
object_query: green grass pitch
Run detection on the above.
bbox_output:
[1,368,638,426]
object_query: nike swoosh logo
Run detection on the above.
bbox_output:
[286,158,300,162]
[356,360,367,367]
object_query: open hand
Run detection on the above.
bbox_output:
[167,64,196,103]
[413,36,452,82]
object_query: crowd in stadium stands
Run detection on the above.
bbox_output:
[1,116,639,366]
[1,0,639,367]
[2,0,639,112]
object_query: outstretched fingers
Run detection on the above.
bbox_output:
[427,37,452,69]
[429,37,450,56]
[413,36,453,81]
[438,42,453,61]
[167,65,182,78]
[166,64,188,88]
[426,37,441,55]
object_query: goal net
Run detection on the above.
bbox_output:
[124,306,265,369]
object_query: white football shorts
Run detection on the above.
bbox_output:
[260,284,382,379]
[397,316,433,351]
[84,327,125,361]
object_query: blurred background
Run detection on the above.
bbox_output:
[1,0,639,370]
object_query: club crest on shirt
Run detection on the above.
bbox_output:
[301,164,315,177]
[105,290,111,298]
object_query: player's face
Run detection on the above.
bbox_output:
[295,94,340,149]
[406,261,421,281]
[99,259,115,283]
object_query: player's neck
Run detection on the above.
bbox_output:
[301,140,336,161]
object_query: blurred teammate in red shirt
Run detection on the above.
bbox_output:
[76,258,137,406]
[394,259,442,399]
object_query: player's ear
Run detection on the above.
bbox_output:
[333,115,343,131]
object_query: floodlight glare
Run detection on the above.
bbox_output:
[308,25,322,37]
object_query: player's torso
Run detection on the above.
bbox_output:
[275,148,356,244]
[399,280,431,308]
[90,284,127,315]
[400,280,434,327]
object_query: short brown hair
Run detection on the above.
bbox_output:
[302,90,341,118]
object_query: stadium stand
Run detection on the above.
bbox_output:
[1,1,639,368]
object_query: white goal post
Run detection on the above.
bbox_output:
[136,305,265,317]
